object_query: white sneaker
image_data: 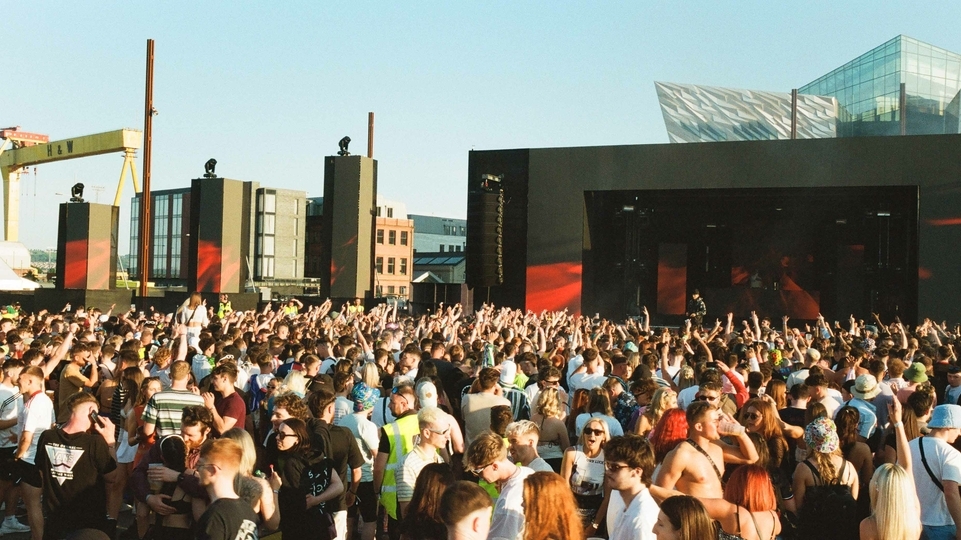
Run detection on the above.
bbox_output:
[0,518,30,534]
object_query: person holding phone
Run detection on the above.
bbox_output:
[35,391,118,539]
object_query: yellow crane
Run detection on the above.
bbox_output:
[0,127,143,242]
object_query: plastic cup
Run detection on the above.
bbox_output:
[147,463,164,493]
[718,421,745,436]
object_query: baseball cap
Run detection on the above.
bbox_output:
[416,380,438,408]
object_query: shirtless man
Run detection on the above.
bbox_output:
[654,400,758,498]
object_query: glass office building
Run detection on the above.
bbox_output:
[657,35,961,142]
[800,35,961,136]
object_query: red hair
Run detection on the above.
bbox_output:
[649,408,688,462]
[723,464,777,512]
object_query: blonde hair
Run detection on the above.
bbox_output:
[282,370,308,396]
[221,428,257,476]
[360,362,380,389]
[577,417,610,447]
[644,387,676,426]
[505,420,540,441]
[535,387,562,419]
[869,464,921,540]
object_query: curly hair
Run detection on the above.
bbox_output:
[272,392,310,420]
[535,387,562,419]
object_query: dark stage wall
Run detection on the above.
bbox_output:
[467,134,961,322]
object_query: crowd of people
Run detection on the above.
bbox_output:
[0,291,956,540]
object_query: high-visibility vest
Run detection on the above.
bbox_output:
[379,413,420,520]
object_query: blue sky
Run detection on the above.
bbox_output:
[3,1,961,253]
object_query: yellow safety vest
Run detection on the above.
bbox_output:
[380,413,420,520]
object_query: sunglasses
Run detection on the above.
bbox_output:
[696,395,719,402]
[744,412,761,421]
[604,462,632,473]
[583,428,605,436]
[541,379,560,387]
[470,463,492,477]
[276,432,298,440]
[428,427,450,436]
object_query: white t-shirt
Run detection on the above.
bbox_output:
[786,369,810,391]
[338,411,380,482]
[0,385,21,449]
[488,466,534,540]
[569,372,607,392]
[333,396,353,425]
[526,457,554,473]
[18,391,55,464]
[575,413,624,438]
[607,487,659,540]
[677,385,700,410]
[910,436,961,526]
[819,395,841,418]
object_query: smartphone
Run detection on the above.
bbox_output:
[89,410,104,429]
[805,333,812,341]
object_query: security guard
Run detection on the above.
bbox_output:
[217,293,232,319]
[372,382,419,540]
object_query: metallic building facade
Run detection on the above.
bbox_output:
[655,82,839,143]
[658,35,961,142]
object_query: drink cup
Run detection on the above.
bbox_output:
[148,463,164,493]
[718,421,745,436]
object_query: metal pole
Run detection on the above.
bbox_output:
[900,82,907,136]
[367,112,374,158]
[139,39,155,300]
[790,89,798,139]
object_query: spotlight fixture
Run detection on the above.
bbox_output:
[70,183,85,203]
[204,159,218,178]
[338,136,351,156]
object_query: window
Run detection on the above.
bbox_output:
[400,231,408,245]
[293,240,298,257]
[389,230,396,245]
[387,207,394,218]
[400,258,407,275]
[387,257,395,274]
[377,229,384,244]
[376,285,383,296]
[376,257,384,274]
[449,245,455,252]
[454,245,461,252]
[439,245,445,252]
[387,285,395,294]
[400,286,407,295]
[376,206,382,217]
[294,199,299,215]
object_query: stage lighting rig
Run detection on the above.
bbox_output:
[70,183,85,203]
[338,136,351,156]
[204,159,218,178]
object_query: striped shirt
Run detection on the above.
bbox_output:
[499,385,531,421]
[141,388,205,438]
[397,445,443,503]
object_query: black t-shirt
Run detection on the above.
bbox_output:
[196,497,259,540]
[308,419,364,512]
[35,428,117,534]
[780,407,806,427]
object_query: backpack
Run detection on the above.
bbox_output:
[796,461,858,540]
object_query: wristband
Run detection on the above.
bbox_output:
[892,421,904,428]
[590,522,599,529]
